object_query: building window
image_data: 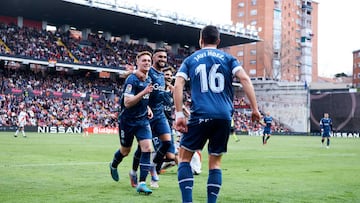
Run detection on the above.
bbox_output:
[250,60,256,65]
[358,62,360,68]
[238,12,244,17]
[250,20,257,25]
[251,0,257,6]
[237,51,244,56]
[357,52,360,57]
[250,9,257,16]
[238,2,245,7]
[250,49,256,55]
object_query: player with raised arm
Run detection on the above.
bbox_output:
[173,25,261,203]
[129,48,175,188]
[109,51,154,195]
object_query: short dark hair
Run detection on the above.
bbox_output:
[153,47,167,54]
[201,25,220,45]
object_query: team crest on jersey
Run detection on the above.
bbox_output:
[143,93,150,99]
[125,84,132,94]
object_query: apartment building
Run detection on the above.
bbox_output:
[228,0,318,82]
[353,49,360,87]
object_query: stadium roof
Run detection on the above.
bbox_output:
[1,0,259,48]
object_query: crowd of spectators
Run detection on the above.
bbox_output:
[1,67,122,96]
[0,23,287,133]
[0,23,189,69]
[0,94,118,128]
[0,23,74,63]
[0,67,121,128]
[0,69,287,133]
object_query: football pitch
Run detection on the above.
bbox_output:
[0,132,359,203]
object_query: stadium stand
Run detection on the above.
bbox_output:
[0,19,286,134]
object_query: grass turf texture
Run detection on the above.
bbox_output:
[0,133,359,203]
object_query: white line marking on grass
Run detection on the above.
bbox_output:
[1,162,108,167]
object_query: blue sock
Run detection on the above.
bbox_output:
[178,162,193,203]
[139,152,151,182]
[132,146,141,171]
[207,169,222,203]
[111,149,124,168]
[327,138,330,146]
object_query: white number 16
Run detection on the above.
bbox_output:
[195,64,224,93]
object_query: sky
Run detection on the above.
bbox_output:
[129,0,360,77]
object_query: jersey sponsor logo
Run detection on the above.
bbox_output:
[143,93,150,99]
[164,106,172,111]
[152,83,165,91]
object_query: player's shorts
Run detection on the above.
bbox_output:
[152,130,176,154]
[322,131,331,137]
[180,118,231,156]
[150,114,171,138]
[263,128,271,135]
[152,136,161,151]
[18,122,26,128]
[119,118,152,148]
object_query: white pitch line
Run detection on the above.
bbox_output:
[0,162,108,167]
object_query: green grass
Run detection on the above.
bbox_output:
[1,133,359,203]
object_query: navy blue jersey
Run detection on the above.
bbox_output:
[119,74,151,124]
[176,48,243,120]
[263,116,273,129]
[320,117,332,132]
[148,67,166,117]
[163,90,174,123]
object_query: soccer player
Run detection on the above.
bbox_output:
[262,112,273,145]
[320,112,332,148]
[129,48,175,188]
[173,25,261,203]
[109,51,154,195]
[159,67,178,170]
[14,105,28,138]
[81,116,90,137]
[231,116,239,142]
[162,67,204,175]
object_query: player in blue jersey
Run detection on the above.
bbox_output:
[262,112,273,145]
[162,67,175,132]
[161,67,178,167]
[109,51,154,195]
[320,112,332,148]
[129,48,175,188]
[173,25,261,203]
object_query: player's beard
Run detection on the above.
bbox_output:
[156,61,166,69]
